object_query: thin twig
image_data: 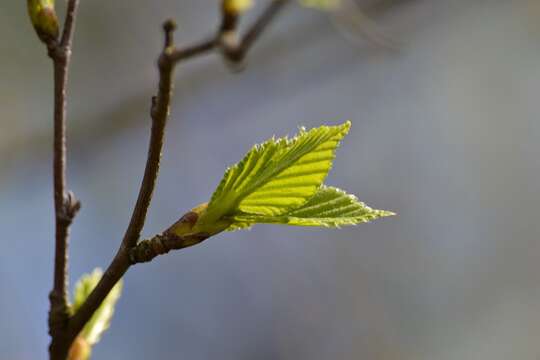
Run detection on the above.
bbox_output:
[219,0,291,64]
[66,20,179,346]
[129,232,210,264]
[47,1,81,359]
[60,0,79,48]
[170,38,217,63]
[169,0,292,65]
[122,34,177,250]
[239,0,289,56]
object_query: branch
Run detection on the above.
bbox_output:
[122,22,178,251]
[47,1,81,359]
[60,0,79,48]
[66,21,179,345]
[170,37,216,63]
[129,232,210,264]
[218,0,290,64]
[167,0,292,65]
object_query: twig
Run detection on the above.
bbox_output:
[129,232,210,264]
[169,0,292,65]
[60,0,79,48]
[66,20,179,348]
[65,0,291,356]
[219,0,290,64]
[170,37,216,63]
[123,20,178,251]
[47,1,81,359]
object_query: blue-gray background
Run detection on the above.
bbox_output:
[2,0,540,358]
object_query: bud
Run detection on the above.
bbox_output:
[27,0,59,44]
[222,0,254,16]
[166,202,233,238]
[68,337,92,360]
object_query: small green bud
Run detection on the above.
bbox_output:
[27,0,59,44]
[222,0,254,16]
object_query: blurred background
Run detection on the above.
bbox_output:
[2,0,540,358]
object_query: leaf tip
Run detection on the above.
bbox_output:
[339,120,352,133]
[362,207,396,223]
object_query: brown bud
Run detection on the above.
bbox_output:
[68,337,92,360]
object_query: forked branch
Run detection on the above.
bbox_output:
[64,1,291,358]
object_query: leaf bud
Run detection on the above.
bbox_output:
[27,0,59,44]
[222,0,254,16]
[166,202,233,238]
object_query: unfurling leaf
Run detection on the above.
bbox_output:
[27,0,59,44]
[193,122,351,232]
[71,269,123,350]
[231,185,394,228]
[166,122,393,238]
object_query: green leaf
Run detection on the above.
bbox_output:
[168,121,393,238]
[230,185,394,228]
[196,122,351,231]
[72,269,123,346]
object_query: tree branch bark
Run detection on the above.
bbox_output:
[65,19,180,349]
[47,1,81,359]
[129,232,210,264]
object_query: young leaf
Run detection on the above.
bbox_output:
[197,122,351,230]
[71,268,123,347]
[166,122,393,239]
[230,185,394,228]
